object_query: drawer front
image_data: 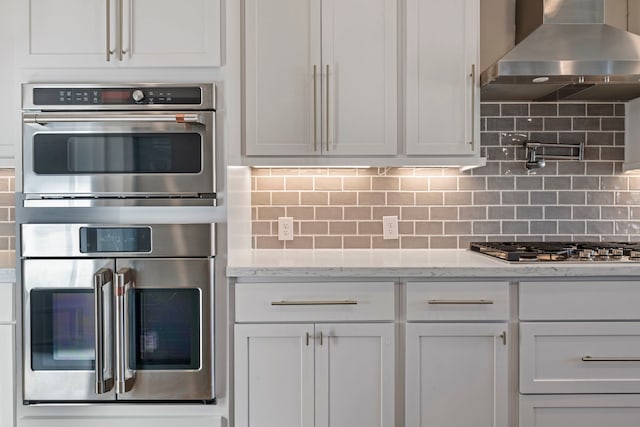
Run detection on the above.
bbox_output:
[520,280,640,320]
[407,281,509,321]
[235,282,395,322]
[520,395,640,427]
[520,322,640,394]
[0,283,13,322]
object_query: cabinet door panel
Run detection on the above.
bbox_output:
[235,324,315,427]
[244,0,321,156]
[23,0,111,67]
[315,323,394,427]
[406,0,479,156]
[0,326,14,427]
[406,323,508,427]
[322,0,397,156]
[123,0,220,66]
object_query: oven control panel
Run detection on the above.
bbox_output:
[32,86,203,106]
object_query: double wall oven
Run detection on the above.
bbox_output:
[18,84,218,404]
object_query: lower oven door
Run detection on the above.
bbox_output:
[22,111,215,204]
[114,258,214,401]
[24,258,117,402]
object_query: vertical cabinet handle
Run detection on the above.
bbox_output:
[500,331,507,346]
[117,0,125,60]
[306,332,311,346]
[325,64,330,152]
[319,331,324,346]
[469,64,476,150]
[115,268,136,393]
[313,65,318,152]
[94,268,114,394]
[106,0,112,61]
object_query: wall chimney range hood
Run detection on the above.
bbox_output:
[481,0,640,102]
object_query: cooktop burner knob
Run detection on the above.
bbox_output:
[132,89,145,102]
[630,251,640,260]
[611,248,624,258]
[579,249,595,259]
[597,248,610,258]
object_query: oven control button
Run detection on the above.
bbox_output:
[132,89,145,102]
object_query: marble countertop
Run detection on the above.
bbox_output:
[227,249,640,279]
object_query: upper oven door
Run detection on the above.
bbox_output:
[22,111,215,202]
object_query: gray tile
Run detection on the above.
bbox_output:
[616,192,640,205]
[459,206,487,220]
[587,104,614,116]
[531,191,558,204]
[631,207,640,219]
[487,176,514,190]
[586,132,614,146]
[459,236,485,249]
[473,221,501,234]
[415,221,443,234]
[600,176,628,190]
[480,118,486,132]
[445,221,472,235]
[586,162,614,175]
[516,176,543,190]
[559,191,585,204]
[459,176,486,191]
[501,104,528,116]
[473,191,501,205]
[615,104,626,116]
[601,147,624,161]
[431,206,459,220]
[559,104,585,116]
[517,206,544,219]
[471,162,500,176]
[529,132,559,143]
[501,162,529,176]
[587,221,614,234]
[481,103,500,116]
[601,118,624,131]
[630,177,640,190]
[444,192,472,205]
[573,118,601,131]
[486,146,515,161]
[530,221,558,234]
[601,206,629,220]
[517,235,543,242]
[516,118,543,131]
[481,132,500,146]
[558,221,586,234]
[546,235,574,242]
[530,104,557,116]
[502,221,529,234]
[573,206,600,219]
[615,132,625,146]
[559,132,585,144]
[544,177,571,190]
[545,118,572,131]
[583,147,600,161]
[587,191,614,205]
[430,236,458,249]
[557,162,585,175]
[430,176,458,190]
[545,206,572,219]
[488,206,515,219]
[502,191,529,205]
[573,176,600,190]
[486,118,515,131]
[526,161,558,175]
[501,132,528,146]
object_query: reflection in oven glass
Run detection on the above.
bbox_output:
[52,293,95,361]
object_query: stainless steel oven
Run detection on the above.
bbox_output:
[21,223,215,403]
[21,83,216,207]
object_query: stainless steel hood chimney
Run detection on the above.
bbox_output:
[481,0,640,101]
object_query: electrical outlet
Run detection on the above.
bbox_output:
[278,217,294,241]
[382,216,398,240]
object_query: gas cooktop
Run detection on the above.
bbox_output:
[469,241,640,263]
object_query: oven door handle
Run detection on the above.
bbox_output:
[115,267,136,394]
[94,268,114,394]
[23,113,206,126]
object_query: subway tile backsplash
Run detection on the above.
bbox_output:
[251,102,640,249]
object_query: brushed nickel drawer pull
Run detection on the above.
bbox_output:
[305,332,310,346]
[582,356,640,362]
[427,299,493,305]
[272,300,358,306]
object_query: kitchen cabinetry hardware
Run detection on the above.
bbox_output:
[115,268,135,394]
[581,356,640,362]
[306,332,311,346]
[469,64,476,149]
[500,331,506,346]
[319,331,324,345]
[427,299,494,305]
[326,64,330,152]
[313,65,318,152]
[24,113,204,125]
[106,0,112,61]
[271,300,358,306]
[94,268,114,394]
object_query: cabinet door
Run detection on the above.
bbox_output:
[235,324,315,427]
[21,0,113,67]
[406,323,508,427]
[121,0,220,67]
[405,0,479,157]
[321,0,397,156]
[244,0,322,156]
[315,323,394,427]
[0,325,14,427]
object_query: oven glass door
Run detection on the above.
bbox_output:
[24,259,117,402]
[22,112,214,197]
[115,258,214,401]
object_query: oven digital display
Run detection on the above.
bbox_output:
[80,227,151,253]
[101,90,132,103]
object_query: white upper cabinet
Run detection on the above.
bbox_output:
[244,0,397,158]
[405,0,480,159]
[21,0,221,67]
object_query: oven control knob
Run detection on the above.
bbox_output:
[132,89,145,102]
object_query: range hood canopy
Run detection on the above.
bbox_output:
[481,0,640,101]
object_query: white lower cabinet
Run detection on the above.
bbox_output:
[234,322,394,427]
[405,323,508,427]
[0,283,14,427]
